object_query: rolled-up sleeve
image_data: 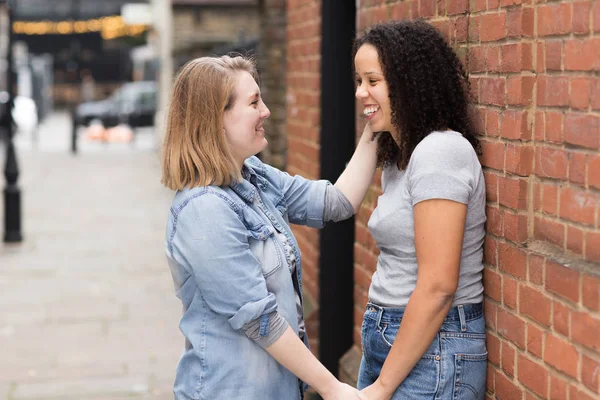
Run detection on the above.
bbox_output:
[264,164,330,228]
[170,193,279,334]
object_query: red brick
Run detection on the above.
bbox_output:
[550,374,569,400]
[536,146,568,179]
[541,183,559,215]
[495,370,523,399]
[481,77,506,106]
[487,46,501,73]
[571,311,600,351]
[527,322,543,358]
[560,187,597,226]
[546,261,580,303]
[520,284,551,326]
[534,111,544,141]
[570,387,598,400]
[582,274,600,311]
[484,171,499,203]
[486,109,500,137]
[590,155,600,189]
[573,2,591,34]
[485,299,498,330]
[581,354,600,393]
[534,216,564,247]
[487,332,501,366]
[500,43,532,72]
[553,300,571,337]
[570,77,591,109]
[499,176,528,210]
[569,386,598,400]
[487,206,504,236]
[484,267,502,302]
[528,254,544,285]
[566,225,584,255]
[484,236,498,267]
[537,3,572,36]
[501,341,516,377]
[545,40,563,71]
[565,38,600,71]
[498,242,527,279]
[507,7,534,38]
[501,109,531,140]
[503,275,518,310]
[595,0,600,32]
[486,365,495,395]
[418,0,435,17]
[507,75,535,106]
[587,231,600,262]
[469,14,480,41]
[592,78,600,110]
[545,111,564,144]
[481,12,507,42]
[537,75,569,107]
[447,0,468,15]
[504,211,528,244]
[480,140,505,170]
[564,113,600,149]
[505,144,533,176]
[518,354,548,398]
[498,309,526,348]
[544,333,579,378]
[568,151,587,185]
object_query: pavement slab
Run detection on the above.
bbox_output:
[0,112,182,399]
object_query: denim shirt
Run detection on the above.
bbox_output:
[165,156,329,400]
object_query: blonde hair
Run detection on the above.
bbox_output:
[161,55,258,190]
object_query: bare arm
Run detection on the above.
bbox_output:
[266,326,364,400]
[361,199,467,400]
[333,123,378,213]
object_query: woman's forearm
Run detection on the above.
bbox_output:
[265,326,338,397]
[334,124,378,213]
[376,288,454,397]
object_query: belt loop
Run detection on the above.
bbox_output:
[458,305,467,332]
[375,307,384,330]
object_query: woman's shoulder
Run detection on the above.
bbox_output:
[171,185,244,219]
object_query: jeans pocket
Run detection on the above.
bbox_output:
[452,352,487,400]
[380,323,396,348]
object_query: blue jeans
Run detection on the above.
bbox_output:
[358,302,487,399]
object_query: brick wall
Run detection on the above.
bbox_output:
[258,0,287,170]
[284,0,599,397]
[286,0,322,354]
[341,1,600,399]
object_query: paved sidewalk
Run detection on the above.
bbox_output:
[0,112,182,399]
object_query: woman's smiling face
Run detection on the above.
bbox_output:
[354,44,396,137]
[222,71,271,167]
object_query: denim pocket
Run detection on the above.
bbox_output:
[248,225,284,277]
[452,352,487,400]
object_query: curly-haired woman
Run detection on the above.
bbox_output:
[353,21,487,400]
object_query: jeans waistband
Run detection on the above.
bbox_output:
[365,302,483,324]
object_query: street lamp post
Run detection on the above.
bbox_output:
[1,0,22,243]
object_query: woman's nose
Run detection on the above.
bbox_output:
[355,85,367,99]
[261,103,271,118]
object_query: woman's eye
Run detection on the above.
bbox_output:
[369,80,377,85]
[356,80,362,85]
[251,100,259,105]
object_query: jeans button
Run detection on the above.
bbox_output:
[435,355,441,361]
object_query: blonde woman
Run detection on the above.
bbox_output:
[161,55,377,400]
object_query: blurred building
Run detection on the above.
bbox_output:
[13,0,150,108]
[171,0,259,70]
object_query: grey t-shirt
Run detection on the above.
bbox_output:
[368,131,486,307]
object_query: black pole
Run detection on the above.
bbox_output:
[71,109,77,154]
[318,1,356,376]
[2,0,22,243]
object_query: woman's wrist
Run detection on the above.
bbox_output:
[315,374,340,398]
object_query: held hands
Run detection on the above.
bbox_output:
[360,380,392,400]
[320,381,369,400]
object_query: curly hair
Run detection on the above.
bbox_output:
[354,20,480,169]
